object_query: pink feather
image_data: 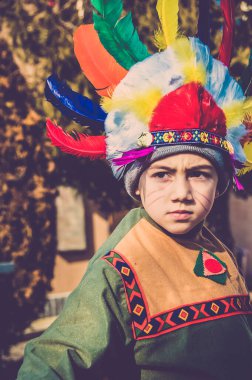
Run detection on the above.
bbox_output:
[46,119,106,159]
[112,147,154,166]
[230,153,244,191]
[219,0,235,67]
[234,175,244,191]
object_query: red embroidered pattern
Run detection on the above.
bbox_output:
[151,129,230,152]
[103,251,252,341]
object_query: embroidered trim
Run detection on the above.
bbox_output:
[102,251,252,341]
[151,129,230,153]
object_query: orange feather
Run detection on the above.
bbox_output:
[73,24,127,97]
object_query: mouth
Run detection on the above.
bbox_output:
[168,210,193,220]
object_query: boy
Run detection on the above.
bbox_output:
[18,0,252,378]
[17,151,252,380]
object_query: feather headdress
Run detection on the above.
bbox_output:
[45,0,252,190]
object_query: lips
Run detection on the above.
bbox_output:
[168,210,193,220]
[170,210,192,214]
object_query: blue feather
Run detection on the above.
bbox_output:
[191,39,245,106]
[45,74,107,127]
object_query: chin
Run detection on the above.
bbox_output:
[162,222,196,235]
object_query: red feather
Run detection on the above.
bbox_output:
[46,119,106,159]
[149,83,227,136]
[219,0,235,67]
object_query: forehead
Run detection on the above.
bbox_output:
[148,153,214,170]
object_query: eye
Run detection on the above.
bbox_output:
[189,171,211,179]
[152,171,172,180]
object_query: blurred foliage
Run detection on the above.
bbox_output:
[0,0,251,351]
[0,39,57,352]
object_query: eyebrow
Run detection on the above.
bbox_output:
[149,164,214,172]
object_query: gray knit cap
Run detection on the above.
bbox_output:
[124,144,231,200]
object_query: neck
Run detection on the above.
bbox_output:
[164,221,205,243]
[140,208,205,244]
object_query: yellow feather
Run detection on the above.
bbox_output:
[153,25,167,51]
[243,142,252,163]
[223,101,244,127]
[101,88,163,123]
[223,97,252,128]
[183,62,206,85]
[236,140,252,176]
[173,38,206,85]
[237,163,252,176]
[243,97,252,120]
[131,89,163,122]
[100,97,115,113]
[156,0,179,47]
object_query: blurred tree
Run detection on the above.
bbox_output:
[0,0,251,352]
[0,39,57,353]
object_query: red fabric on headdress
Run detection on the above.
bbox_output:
[149,82,227,137]
[219,0,235,67]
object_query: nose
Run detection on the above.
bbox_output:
[169,175,193,203]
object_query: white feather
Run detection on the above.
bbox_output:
[105,37,247,176]
[190,38,244,106]
[190,38,211,68]
[111,47,184,100]
[105,111,148,156]
[226,125,247,162]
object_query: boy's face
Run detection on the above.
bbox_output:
[137,153,219,235]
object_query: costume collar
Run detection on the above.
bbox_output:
[140,207,205,243]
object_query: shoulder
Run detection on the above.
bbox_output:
[54,208,144,313]
[89,207,144,264]
[50,252,132,336]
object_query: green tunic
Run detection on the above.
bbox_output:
[18,208,252,379]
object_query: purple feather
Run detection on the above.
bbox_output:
[112,147,154,166]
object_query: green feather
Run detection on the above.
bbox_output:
[93,13,134,70]
[91,0,122,26]
[91,0,150,70]
[115,13,150,63]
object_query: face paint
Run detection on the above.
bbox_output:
[137,153,218,235]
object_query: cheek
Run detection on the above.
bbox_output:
[193,185,216,213]
[141,185,168,209]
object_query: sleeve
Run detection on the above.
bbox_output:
[17,259,135,380]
